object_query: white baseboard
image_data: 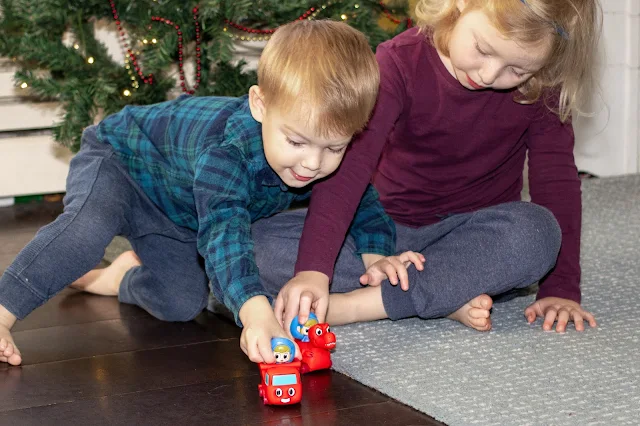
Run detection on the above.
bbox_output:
[0,135,72,197]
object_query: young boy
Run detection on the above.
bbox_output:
[0,20,420,367]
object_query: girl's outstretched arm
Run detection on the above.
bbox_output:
[278,44,407,324]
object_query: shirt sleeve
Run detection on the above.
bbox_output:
[526,102,582,303]
[193,145,270,326]
[348,185,396,256]
[293,43,406,279]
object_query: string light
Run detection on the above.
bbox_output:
[73,43,80,49]
[123,89,131,96]
[20,82,28,89]
[87,57,95,64]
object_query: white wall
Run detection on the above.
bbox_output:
[574,0,640,176]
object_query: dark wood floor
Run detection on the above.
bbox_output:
[0,199,444,425]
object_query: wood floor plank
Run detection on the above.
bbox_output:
[0,340,252,412]
[12,310,240,365]
[0,371,427,426]
[0,200,63,232]
[261,401,444,425]
[12,289,147,332]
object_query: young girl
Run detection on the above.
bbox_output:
[252,0,601,333]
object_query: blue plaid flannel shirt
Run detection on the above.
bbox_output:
[97,95,395,325]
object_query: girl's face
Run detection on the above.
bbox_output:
[439,3,552,91]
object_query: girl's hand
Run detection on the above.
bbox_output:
[359,251,425,291]
[524,297,597,332]
[273,271,330,332]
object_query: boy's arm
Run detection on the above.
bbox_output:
[193,146,269,326]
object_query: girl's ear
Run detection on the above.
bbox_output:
[248,85,266,123]
[456,0,468,12]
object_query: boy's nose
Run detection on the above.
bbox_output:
[301,153,321,171]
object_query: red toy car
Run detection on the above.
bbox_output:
[257,360,303,405]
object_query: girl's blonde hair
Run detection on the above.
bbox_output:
[415,0,602,121]
[258,20,380,136]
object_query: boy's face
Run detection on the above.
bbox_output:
[249,86,352,188]
[440,2,551,91]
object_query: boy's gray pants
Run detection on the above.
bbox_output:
[249,202,561,320]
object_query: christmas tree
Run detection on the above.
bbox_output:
[0,0,410,151]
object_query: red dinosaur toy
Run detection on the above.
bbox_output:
[297,322,337,374]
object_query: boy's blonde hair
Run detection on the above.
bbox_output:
[258,20,379,137]
[415,0,602,122]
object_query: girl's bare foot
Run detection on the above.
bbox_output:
[0,328,21,366]
[326,286,387,326]
[447,294,493,331]
[71,250,141,296]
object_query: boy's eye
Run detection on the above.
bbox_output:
[327,146,346,154]
[286,137,304,147]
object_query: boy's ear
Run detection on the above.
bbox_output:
[248,85,266,123]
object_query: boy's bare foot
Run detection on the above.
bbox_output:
[0,306,20,365]
[71,250,141,296]
[0,327,22,366]
[447,294,493,331]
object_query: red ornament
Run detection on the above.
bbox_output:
[109,0,153,86]
[151,5,201,93]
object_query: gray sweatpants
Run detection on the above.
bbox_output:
[251,202,561,320]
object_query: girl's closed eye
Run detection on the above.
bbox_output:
[510,67,525,78]
[474,42,488,56]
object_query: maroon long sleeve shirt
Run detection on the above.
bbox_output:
[295,28,582,303]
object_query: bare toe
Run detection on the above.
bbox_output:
[9,351,22,365]
[0,337,22,366]
[468,307,491,319]
[470,294,493,310]
[470,316,492,331]
[447,295,493,332]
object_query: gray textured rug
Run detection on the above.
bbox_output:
[330,175,640,425]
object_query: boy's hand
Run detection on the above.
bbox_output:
[525,297,597,332]
[239,295,300,363]
[360,251,425,291]
[274,271,330,332]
